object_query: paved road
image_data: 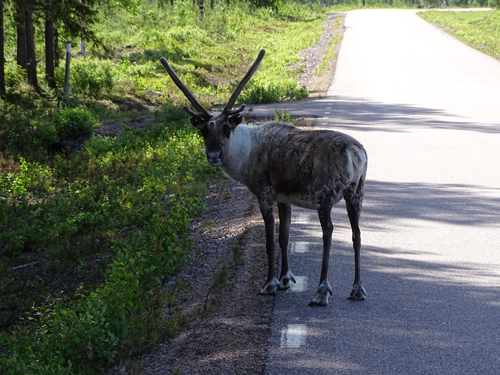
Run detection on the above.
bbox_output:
[245,9,500,374]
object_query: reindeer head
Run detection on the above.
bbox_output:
[160,50,266,167]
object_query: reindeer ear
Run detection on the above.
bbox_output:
[189,116,205,129]
[228,114,243,130]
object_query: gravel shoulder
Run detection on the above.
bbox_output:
[113,13,344,375]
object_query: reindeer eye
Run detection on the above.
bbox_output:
[222,125,231,138]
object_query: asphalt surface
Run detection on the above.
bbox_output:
[245,9,500,374]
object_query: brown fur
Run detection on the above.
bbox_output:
[160,50,368,306]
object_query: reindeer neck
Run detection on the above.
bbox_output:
[220,124,260,183]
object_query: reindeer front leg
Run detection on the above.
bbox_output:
[259,200,280,295]
[309,194,334,306]
[277,202,296,290]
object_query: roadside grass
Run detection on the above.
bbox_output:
[0,1,333,373]
[419,10,500,60]
[1,3,328,116]
[69,2,327,110]
[0,103,217,374]
[315,14,345,77]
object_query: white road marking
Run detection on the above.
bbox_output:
[295,213,311,224]
[287,276,308,292]
[280,324,307,348]
[325,111,331,114]
[291,241,309,253]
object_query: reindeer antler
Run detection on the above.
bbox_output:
[160,49,266,119]
[160,57,211,119]
[221,49,266,116]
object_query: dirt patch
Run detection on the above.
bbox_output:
[137,179,275,375]
[94,116,153,138]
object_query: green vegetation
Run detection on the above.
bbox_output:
[4,0,493,372]
[274,107,295,123]
[0,1,337,373]
[0,103,215,374]
[2,2,330,109]
[204,263,229,311]
[231,242,246,266]
[316,14,344,76]
[419,10,500,60]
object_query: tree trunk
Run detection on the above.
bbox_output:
[198,0,203,20]
[80,0,86,58]
[0,0,5,95]
[25,4,40,93]
[45,17,55,88]
[15,0,27,70]
[80,34,86,57]
[54,27,60,68]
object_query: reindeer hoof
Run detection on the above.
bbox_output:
[278,270,296,290]
[348,284,366,300]
[309,280,332,306]
[259,278,280,295]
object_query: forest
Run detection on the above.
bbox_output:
[0,0,497,373]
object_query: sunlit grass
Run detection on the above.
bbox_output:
[86,2,327,108]
[419,10,500,60]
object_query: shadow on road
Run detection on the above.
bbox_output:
[248,96,500,134]
[266,219,500,374]
[264,176,500,374]
[363,180,500,228]
[266,238,500,374]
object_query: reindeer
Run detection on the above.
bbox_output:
[160,50,367,306]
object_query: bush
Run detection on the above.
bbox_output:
[0,104,99,154]
[249,0,284,12]
[53,106,99,138]
[4,62,27,92]
[0,295,119,374]
[0,103,58,153]
[239,80,309,104]
[55,58,114,98]
[0,102,214,372]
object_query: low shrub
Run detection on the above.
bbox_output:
[55,58,114,98]
[4,62,28,92]
[240,78,309,104]
[0,102,217,372]
[53,106,99,139]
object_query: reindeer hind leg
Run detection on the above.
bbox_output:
[309,193,334,306]
[345,186,367,301]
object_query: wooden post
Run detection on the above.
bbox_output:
[64,40,71,97]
